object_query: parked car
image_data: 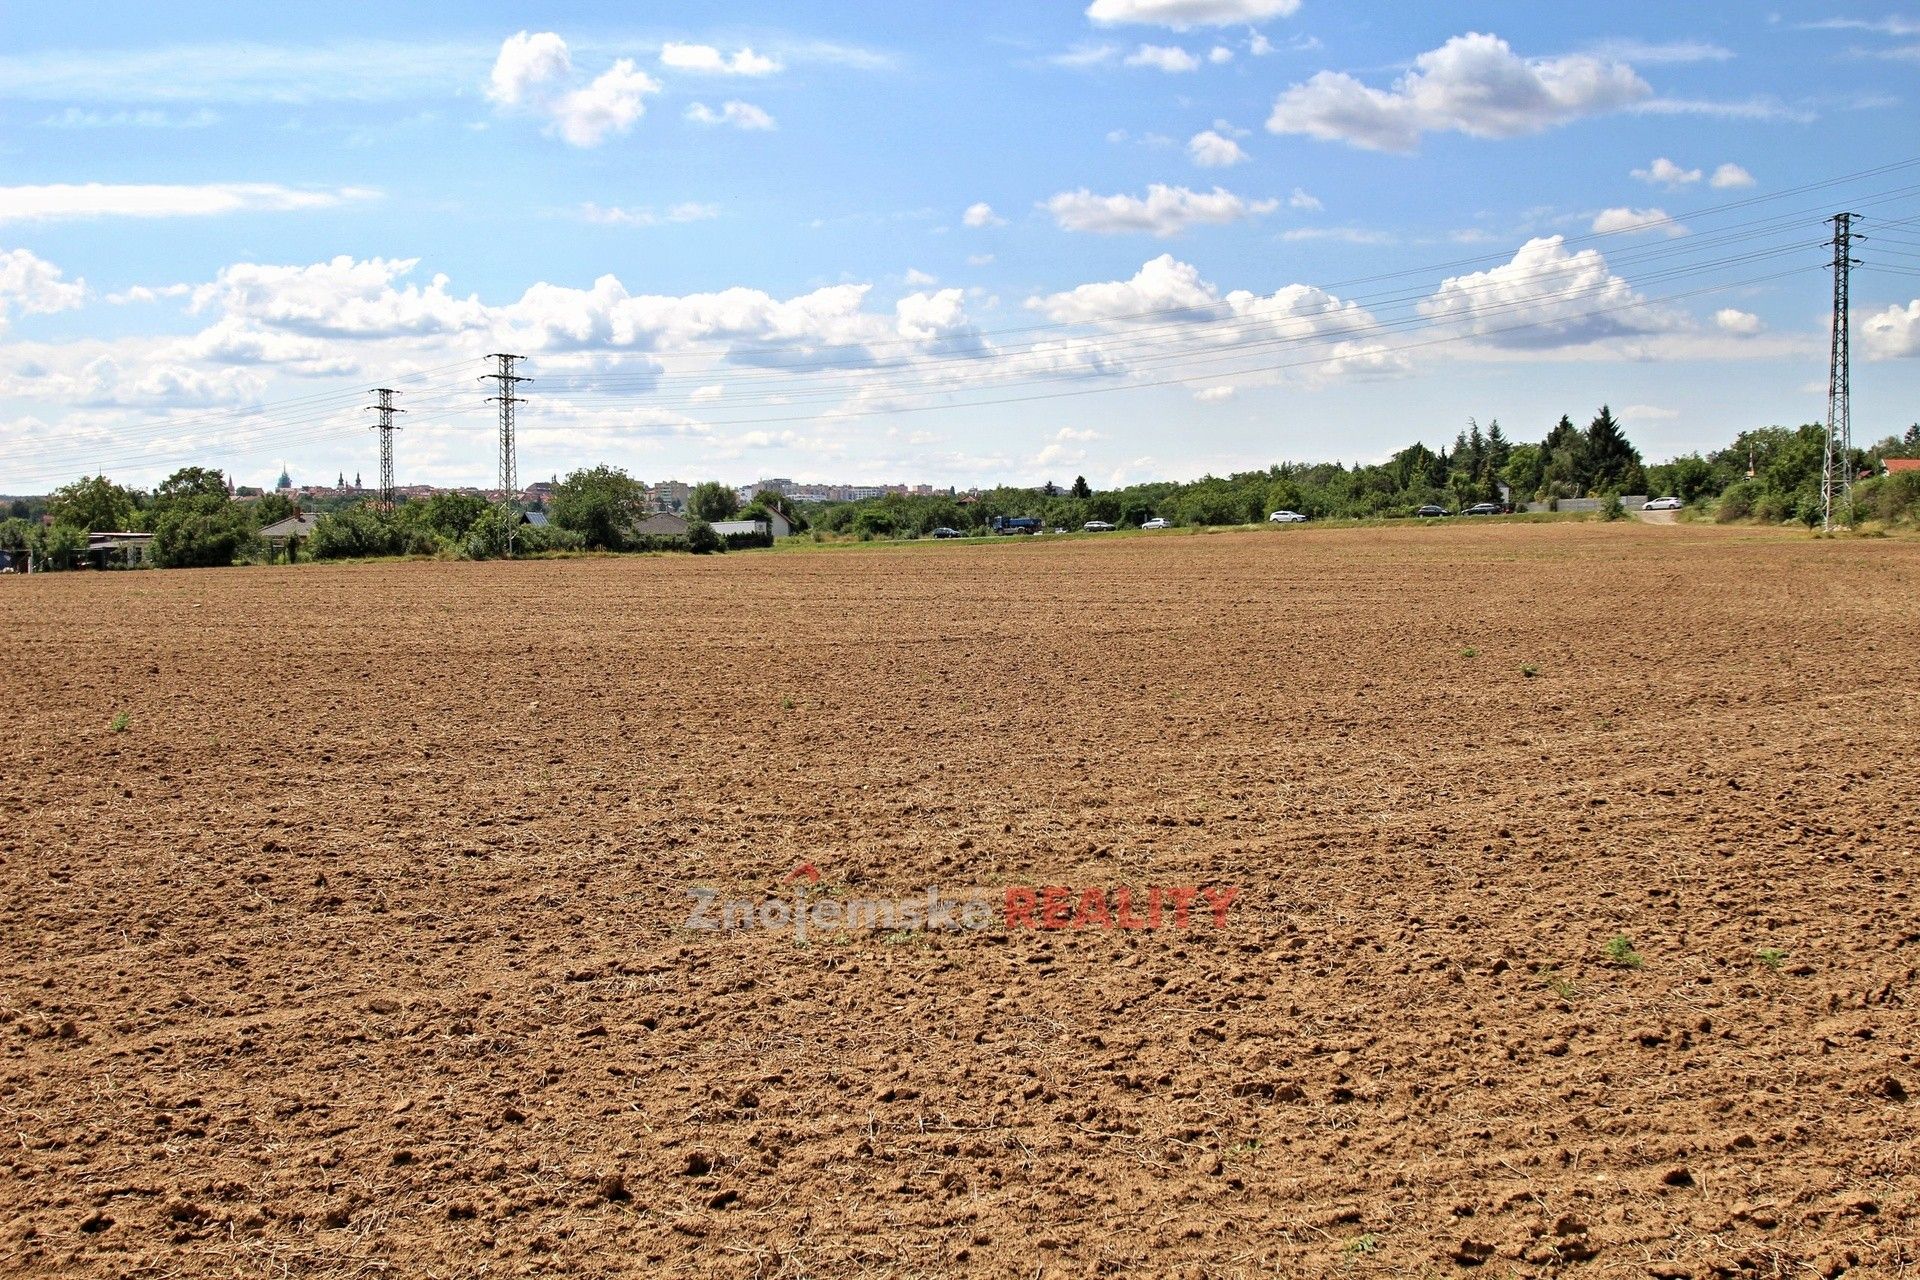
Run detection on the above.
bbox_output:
[1463,502,1501,516]
[1268,510,1308,523]
[1642,496,1683,511]
[1141,517,1171,530]
[1413,504,1450,518]
[931,526,964,538]
[1083,520,1116,532]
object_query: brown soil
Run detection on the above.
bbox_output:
[2,522,1916,1278]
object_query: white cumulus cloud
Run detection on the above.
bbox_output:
[1419,236,1681,348]
[1267,32,1649,153]
[189,256,489,339]
[488,30,571,107]
[1862,299,1920,359]
[1187,129,1248,166]
[488,33,660,147]
[685,100,776,130]
[0,247,86,330]
[1030,254,1403,382]
[1087,0,1302,28]
[1713,308,1763,335]
[1710,162,1755,189]
[551,61,660,146]
[1591,206,1686,237]
[1631,157,1701,188]
[1126,44,1202,72]
[1043,184,1278,236]
[659,42,781,76]
[963,201,1007,228]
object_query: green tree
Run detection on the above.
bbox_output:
[1070,475,1092,500]
[409,491,489,541]
[28,523,87,571]
[148,466,253,568]
[252,492,297,527]
[0,517,31,550]
[150,504,255,568]
[689,481,739,522]
[462,506,513,560]
[309,508,405,560]
[154,466,231,506]
[1583,406,1645,494]
[685,518,723,554]
[1500,444,1545,503]
[550,465,648,550]
[49,474,137,532]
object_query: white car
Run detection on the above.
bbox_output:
[1642,496,1683,511]
[1141,517,1171,530]
[1269,510,1308,523]
[1083,520,1115,532]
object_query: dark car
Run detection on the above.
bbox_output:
[1413,504,1450,518]
[1463,502,1501,516]
[931,527,964,538]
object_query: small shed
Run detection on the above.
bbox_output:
[85,531,154,568]
[260,513,322,563]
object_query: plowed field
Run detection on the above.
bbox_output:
[3,522,1916,1278]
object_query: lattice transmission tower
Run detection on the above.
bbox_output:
[482,353,529,555]
[1822,213,1862,532]
[366,388,404,515]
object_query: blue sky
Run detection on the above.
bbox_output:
[3,1,1918,494]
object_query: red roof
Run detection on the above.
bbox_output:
[1886,458,1920,473]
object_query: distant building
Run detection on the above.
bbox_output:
[259,513,322,562]
[1885,458,1920,475]
[275,467,292,491]
[647,481,692,512]
[633,513,690,538]
[713,510,791,539]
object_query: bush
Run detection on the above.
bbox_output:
[519,523,586,554]
[27,523,86,571]
[1751,490,1793,524]
[150,503,256,568]
[309,508,406,560]
[722,529,774,550]
[1598,492,1626,521]
[1714,479,1761,523]
[1856,472,1920,524]
[686,519,723,555]
[463,507,513,560]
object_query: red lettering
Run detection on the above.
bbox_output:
[1114,886,1149,930]
[1167,886,1198,928]
[1073,887,1113,929]
[1039,885,1074,929]
[1003,885,1038,928]
[1200,886,1240,927]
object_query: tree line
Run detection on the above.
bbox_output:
[802,411,1920,538]
[7,412,1917,569]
